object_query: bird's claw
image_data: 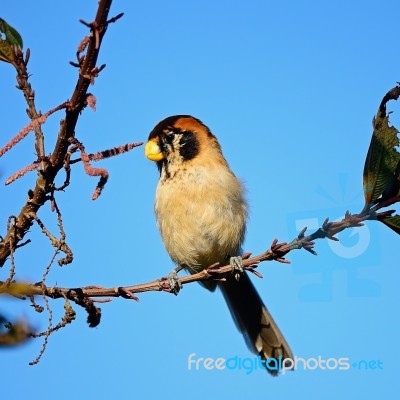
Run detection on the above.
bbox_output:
[168,268,183,295]
[230,256,244,281]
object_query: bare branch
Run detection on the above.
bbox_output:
[0,205,382,314]
[12,45,46,163]
[0,0,115,267]
[32,213,73,266]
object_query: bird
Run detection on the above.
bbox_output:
[145,115,293,375]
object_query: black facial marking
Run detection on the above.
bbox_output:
[165,131,175,144]
[156,158,167,174]
[179,130,200,161]
[148,115,207,175]
[148,116,183,141]
[148,115,207,140]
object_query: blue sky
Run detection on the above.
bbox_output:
[1,0,399,398]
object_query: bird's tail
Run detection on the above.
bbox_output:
[219,273,293,375]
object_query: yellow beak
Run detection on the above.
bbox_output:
[145,138,165,162]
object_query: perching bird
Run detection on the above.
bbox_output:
[145,115,293,374]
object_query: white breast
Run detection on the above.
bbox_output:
[155,164,247,273]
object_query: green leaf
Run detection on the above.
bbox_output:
[0,18,23,48]
[0,281,37,296]
[0,40,13,62]
[363,87,400,204]
[0,315,31,346]
[379,215,400,235]
[385,159,400,199]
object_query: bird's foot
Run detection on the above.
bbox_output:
[230,256,244,281]
[168,266,183,295]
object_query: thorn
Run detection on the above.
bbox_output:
[24,48,30,65]
[79,19,92,28]
[246,266,263,279]
[271,240,287,251]
[207,262,221,272]
[327,236,339,242]
[96,64,106,73]
[276,257,291,264]
[107,12,124,24]
[304,247,317,256]
[92,298,112,303]
[118,287,139,301]
[298,226,307,238]
[15,239,31,249]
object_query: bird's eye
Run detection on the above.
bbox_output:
[165,131,175,143]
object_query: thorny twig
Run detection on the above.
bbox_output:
[28,249,58,366]
[28,200,75,365]
[0,204,385,320]
[30,297,76,340]
[12,45,46,167]
[31,212,73,266]
[0,1,126,357]
[0,0,119,266]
